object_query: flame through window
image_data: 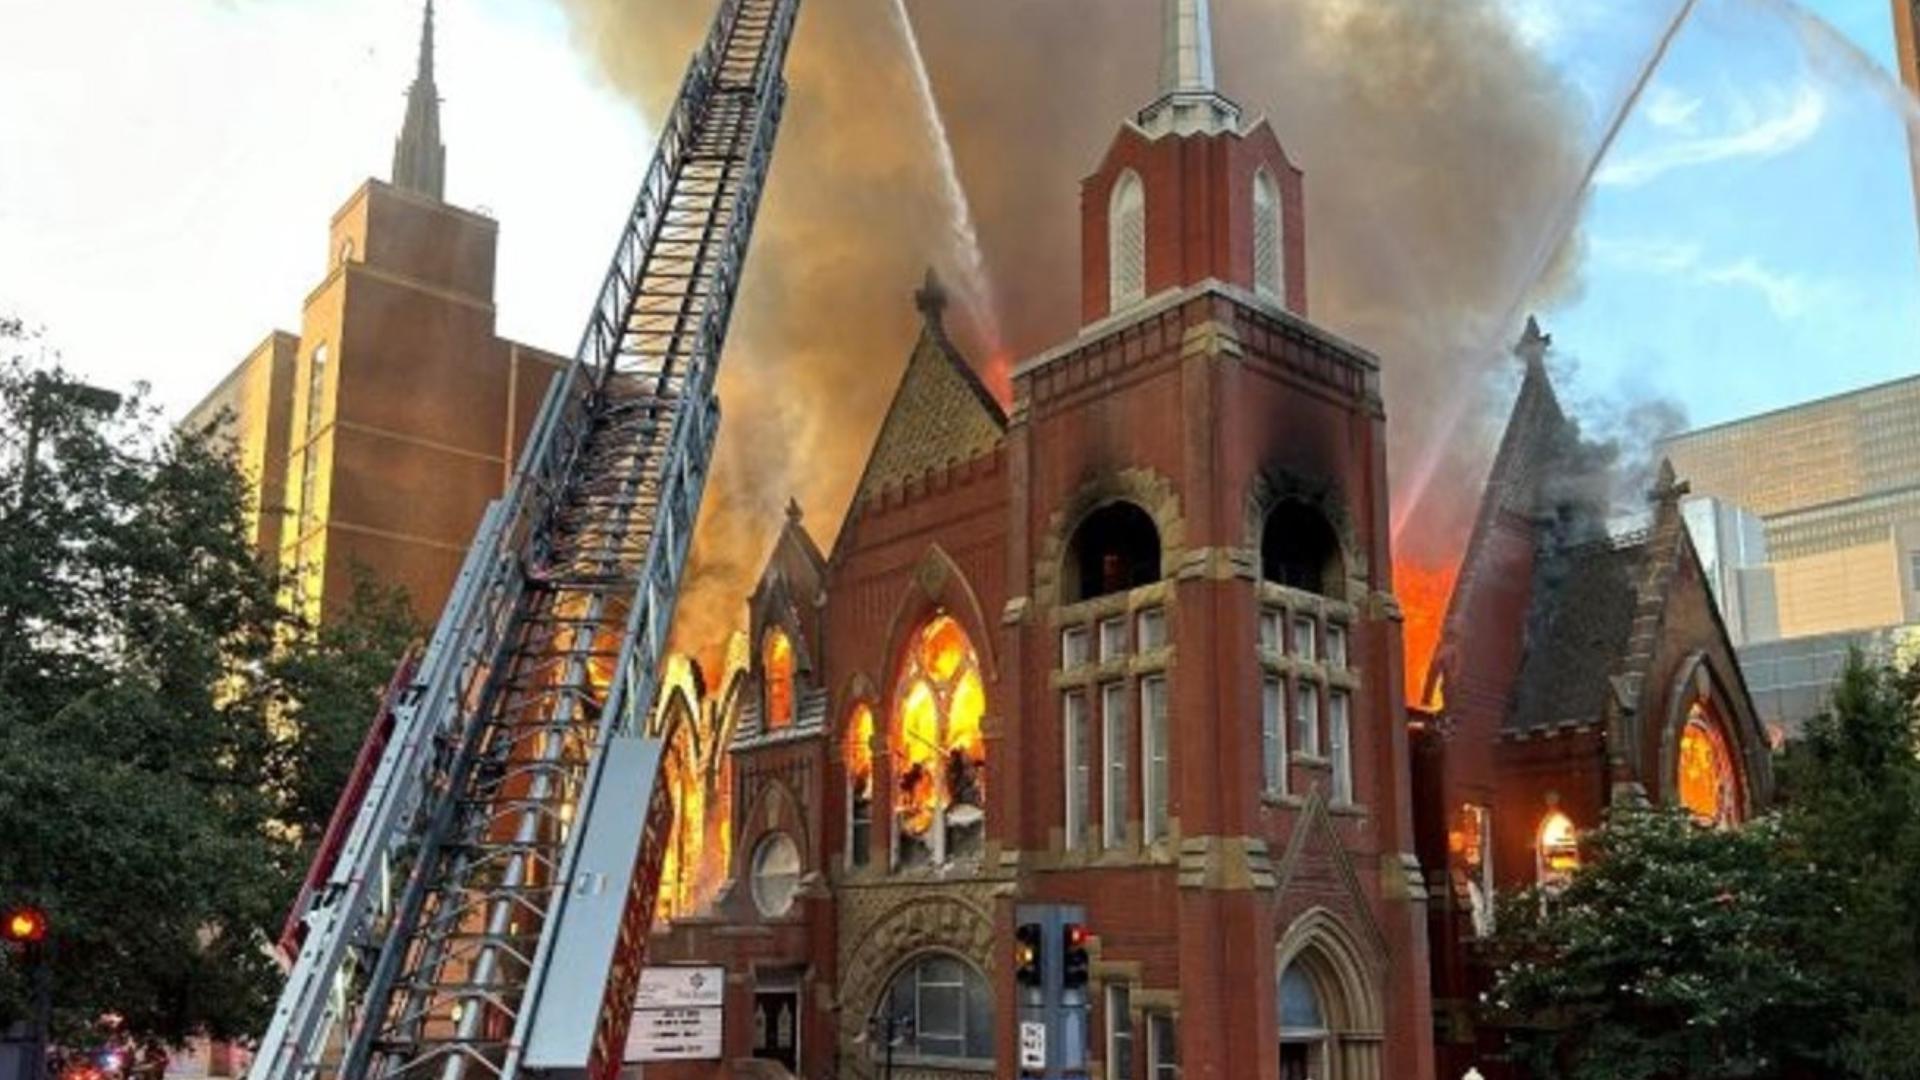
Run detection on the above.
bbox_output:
[891,614,987,867]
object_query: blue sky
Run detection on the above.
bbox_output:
[1522,0,1920,433]
[0,0,1914,438]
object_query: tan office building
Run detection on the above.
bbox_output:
[185,3,564,622]
[1663,373,1920,639]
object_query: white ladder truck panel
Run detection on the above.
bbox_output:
[247,2,801,1079]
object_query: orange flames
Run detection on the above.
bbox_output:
[1395,557,1458,708]
[889,615,987,850]
[651,647,743,929]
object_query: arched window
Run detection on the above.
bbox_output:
[1278,965,1327,1080]
[891,614,987,868]
[1678,704,1742,826]
[1065,502,1162,604]
[655,695,704,928]
[1537,810,1579,889]
[763,628,795,731]
[846,702,876,868]
[1253,168,1285,303]
[1109,170,1147,312]
[874,954,994,1065]
[1261,502,1345,597]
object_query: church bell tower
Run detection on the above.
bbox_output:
[1080,0,1308,324]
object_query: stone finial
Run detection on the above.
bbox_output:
[1515,315,1551,370]
[914,267,949,331]
[1649,458,1691,507]
[785,497,804,526]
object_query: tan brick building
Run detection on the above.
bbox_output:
[1661,373,1920,639]
[184,2,563,622]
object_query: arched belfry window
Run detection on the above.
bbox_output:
[1109,170,1147,312]
[1064,502,1162,604]
[1261,502,1345,597]
[1253,168,1285,304]
[891,614,987,868]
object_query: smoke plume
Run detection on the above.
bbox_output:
[553,0,1601,651]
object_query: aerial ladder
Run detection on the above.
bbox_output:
[247,1,801,1078]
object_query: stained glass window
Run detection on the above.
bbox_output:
[763,628,795,731]
[1537,810,1579,888]
[846,703,875,867]
[891,614,987,868]
[1678,705,1741,826]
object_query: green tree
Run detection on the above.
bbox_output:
[1485,807,1837,1080]
[1775,652,1920,1078]
[0,329,416,1049]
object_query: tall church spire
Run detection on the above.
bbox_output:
[1138,0,1241,138]
[391,0,446,201]
[1160,0,1217,95]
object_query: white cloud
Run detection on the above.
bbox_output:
[1643,86,1703,133]
[1598,80,1828,187]
[1698,258,1816,318]
[1592,237,1826,319]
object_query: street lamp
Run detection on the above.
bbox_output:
[863,1008,914,1080]
[15,372,123,513]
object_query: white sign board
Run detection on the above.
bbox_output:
[634,966,725,1010]
[1019,1020,1047,1070]
[626,966,726,1063]
[625,1007,724,1062]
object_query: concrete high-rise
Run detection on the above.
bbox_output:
[184,1,564,623]
[1662,373,1920,639]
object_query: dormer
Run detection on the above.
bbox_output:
[1081,0,1308,325]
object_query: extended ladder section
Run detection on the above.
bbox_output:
[246,2,800,1079]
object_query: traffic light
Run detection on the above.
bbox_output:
[2,905,47,946]
[1063,922,1090,989]
[1014,921,1044,987]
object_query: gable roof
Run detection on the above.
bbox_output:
[853,273,1007,503]
[1427,318,1571,701]
[1507,534,1650,732]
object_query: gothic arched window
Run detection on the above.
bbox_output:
[763,627,795,731]
[1537,810,1579,889]
[875,954,994,1065]
[846,701,876,868]
[891,614,987,868]
[1678,704,1742,826]
[1253,167,1285,303]
[1109,170,1147,312]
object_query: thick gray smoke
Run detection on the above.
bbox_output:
[553,0,1607,652]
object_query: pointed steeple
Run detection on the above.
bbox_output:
[392,0,446,201]
[1160,0,1218,94]
[1138,0,1241,138]
[1515,315,1552,372]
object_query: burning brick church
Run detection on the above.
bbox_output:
[633,3,1769,1078]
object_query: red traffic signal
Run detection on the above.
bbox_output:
[1063,922,1091,989]
[2,906,47,945]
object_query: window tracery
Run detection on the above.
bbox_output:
[891,614,987,867]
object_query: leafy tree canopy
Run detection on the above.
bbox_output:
[0,329,416,1050]
[1488,650,1920,1080]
